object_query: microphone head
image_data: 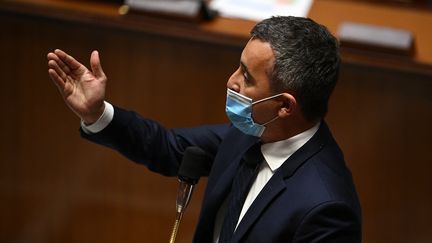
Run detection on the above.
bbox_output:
[178,146,213,185]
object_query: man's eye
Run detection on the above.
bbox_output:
[243,72,249,80]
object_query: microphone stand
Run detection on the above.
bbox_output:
[169,181,193,243]
[169,212,182,243]
[167,146,212,243]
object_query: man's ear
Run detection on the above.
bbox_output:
[278,93,297,118]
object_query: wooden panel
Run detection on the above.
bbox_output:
[0,12,240,243]
[309,0,432,75]
[3,0,432,72]
[328,64,432,243]
[347,0,431,8]
[1,1,432,243]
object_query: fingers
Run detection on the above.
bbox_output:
[47,51,71,74]
[48,67,66,91]
[54,49,82,71]
[47,52,68,90]
[90,50,106,79]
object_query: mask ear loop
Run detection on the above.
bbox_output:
[261,115,279,126]
[252,93,283,126]
[252,93,284,105]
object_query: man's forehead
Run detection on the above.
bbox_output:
[241,39,275,72]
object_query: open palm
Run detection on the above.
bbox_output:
[47,49,106,124]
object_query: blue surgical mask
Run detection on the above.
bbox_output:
[225,89,283,137]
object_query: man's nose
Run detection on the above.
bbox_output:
[226,69,241,92]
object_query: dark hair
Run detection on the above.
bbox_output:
[251,16,340,122]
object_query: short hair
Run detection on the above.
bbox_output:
[251,16,340,122]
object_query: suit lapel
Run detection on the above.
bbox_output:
[205,135,259,210]
[193,130,259,242]
[231,171,286,242]
[230,122,330,242]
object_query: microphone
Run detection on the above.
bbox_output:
[176,146,212,213]
[169,146,213,243]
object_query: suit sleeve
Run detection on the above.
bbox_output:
[292,201,362,243]
[80,106,229,176]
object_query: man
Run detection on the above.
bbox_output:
[47,16,361,242]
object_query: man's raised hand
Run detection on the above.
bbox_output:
[47,49,107,124]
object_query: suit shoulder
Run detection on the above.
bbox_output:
[284,148,361,219]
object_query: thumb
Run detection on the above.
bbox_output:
[90,50,105,79]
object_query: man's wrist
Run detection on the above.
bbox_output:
[81,101,114,134]
[82,102,106,125]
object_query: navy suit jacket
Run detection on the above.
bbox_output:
[81,106,362,243]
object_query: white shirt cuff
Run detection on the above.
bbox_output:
[81,101,114,134]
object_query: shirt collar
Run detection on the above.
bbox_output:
[260,122,320,172]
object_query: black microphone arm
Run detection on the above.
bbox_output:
[169,146,213,243]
